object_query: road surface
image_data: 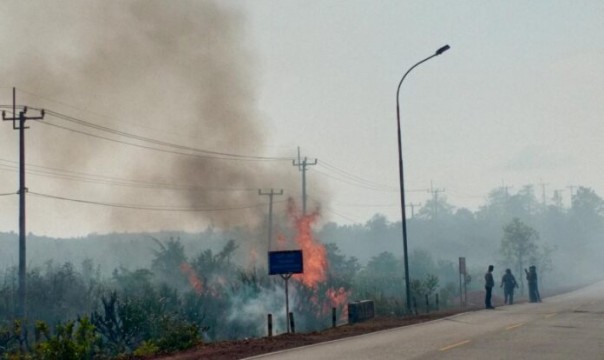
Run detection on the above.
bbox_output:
[245,282,604,359]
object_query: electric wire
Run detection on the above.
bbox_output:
[306,195,361,223]
[46,109,292,161]
[28,191,285,212]
[38,120,279,162]
[0,158,257,193]
[312,168,398,192]
[1,95,490,219]
[318,160,398,191]
[0,104,294,162]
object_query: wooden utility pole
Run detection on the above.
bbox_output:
[428,182,445,220]
[259,188,283,251]
[2,88,45,341]
[406,202,421,218]
[292,147,317,215]
[538,181,548,207]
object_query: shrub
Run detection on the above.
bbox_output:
[33,317,99,360]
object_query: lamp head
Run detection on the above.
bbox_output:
[435,44,450,55]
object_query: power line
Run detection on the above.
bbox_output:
[312,168,397,192]
[312,168,429,194]
[328,202,398,208]
[29,191,283,212]
[46,109,292,161]
[0,158,258,193]
[306,195,363,223]
[321,207,360,223]
[15,87,206,143]
[0,105,294,162]
[318,160,398,191]
[40,120,283,162]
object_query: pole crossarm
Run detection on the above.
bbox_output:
[3,107,45,129]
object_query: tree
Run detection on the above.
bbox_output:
[570,187,604,231]
[216,239,238,265]
[354,252,403,299]
[409,249,437,280]
[416,196,454,221]
[149,237,190,292]
[500,218,539,292]
[324,243,360,285]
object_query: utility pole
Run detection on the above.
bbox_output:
[259,189,283,252]
[538,181,548,207]
[406,202,421,218]
[568,185,578,206]
[428,182,445,220]
[500,183,513,199]
[292,147,317,215]
[2,87,45,337]
[552,189,565,209]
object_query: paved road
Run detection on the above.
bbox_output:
[246,282,604,359]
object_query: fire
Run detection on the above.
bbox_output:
[180,262,224,298]
[280,198,350,322]
[179,262,203,295]
[286,199,327,288]
[325,287,349,320]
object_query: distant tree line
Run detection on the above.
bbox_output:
[0,184,602,358]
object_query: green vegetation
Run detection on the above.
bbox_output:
[0,185,602,358]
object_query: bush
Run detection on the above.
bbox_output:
[154,316,199,352]
[133,341,159,357]
[33,317,99,360]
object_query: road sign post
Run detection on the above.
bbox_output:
[459,257,467,307]
[269,250,303,333]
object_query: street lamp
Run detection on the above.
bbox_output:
[396,44,450,313]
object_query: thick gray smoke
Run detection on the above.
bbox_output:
[0,1,312,236]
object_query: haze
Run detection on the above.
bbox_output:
[0,1,602,237]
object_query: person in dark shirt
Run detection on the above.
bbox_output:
[500,268,519,304]
[525,265,541,303]
[484,265,495,309]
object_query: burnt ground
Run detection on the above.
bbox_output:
[148,307,480,360]
[151,310,469,360]
[148,286,577,360]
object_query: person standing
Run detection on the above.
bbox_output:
[500,268,519,304]
[484,265,495,309]
[525,265,541,303]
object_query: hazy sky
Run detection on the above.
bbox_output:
[240,0,604,221]
[0,1,602,236]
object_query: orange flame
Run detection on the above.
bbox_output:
[325,287,349,320]
[280,198,350,322]
[179,262,203,295]
[286,199,327,288]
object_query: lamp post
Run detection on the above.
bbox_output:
[396,44,450,313]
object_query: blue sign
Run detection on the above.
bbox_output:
[268,250,304,275]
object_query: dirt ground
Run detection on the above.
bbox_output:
[150,287,571,360]
[149,307,478,360]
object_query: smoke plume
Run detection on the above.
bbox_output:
[0,1,311,236]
